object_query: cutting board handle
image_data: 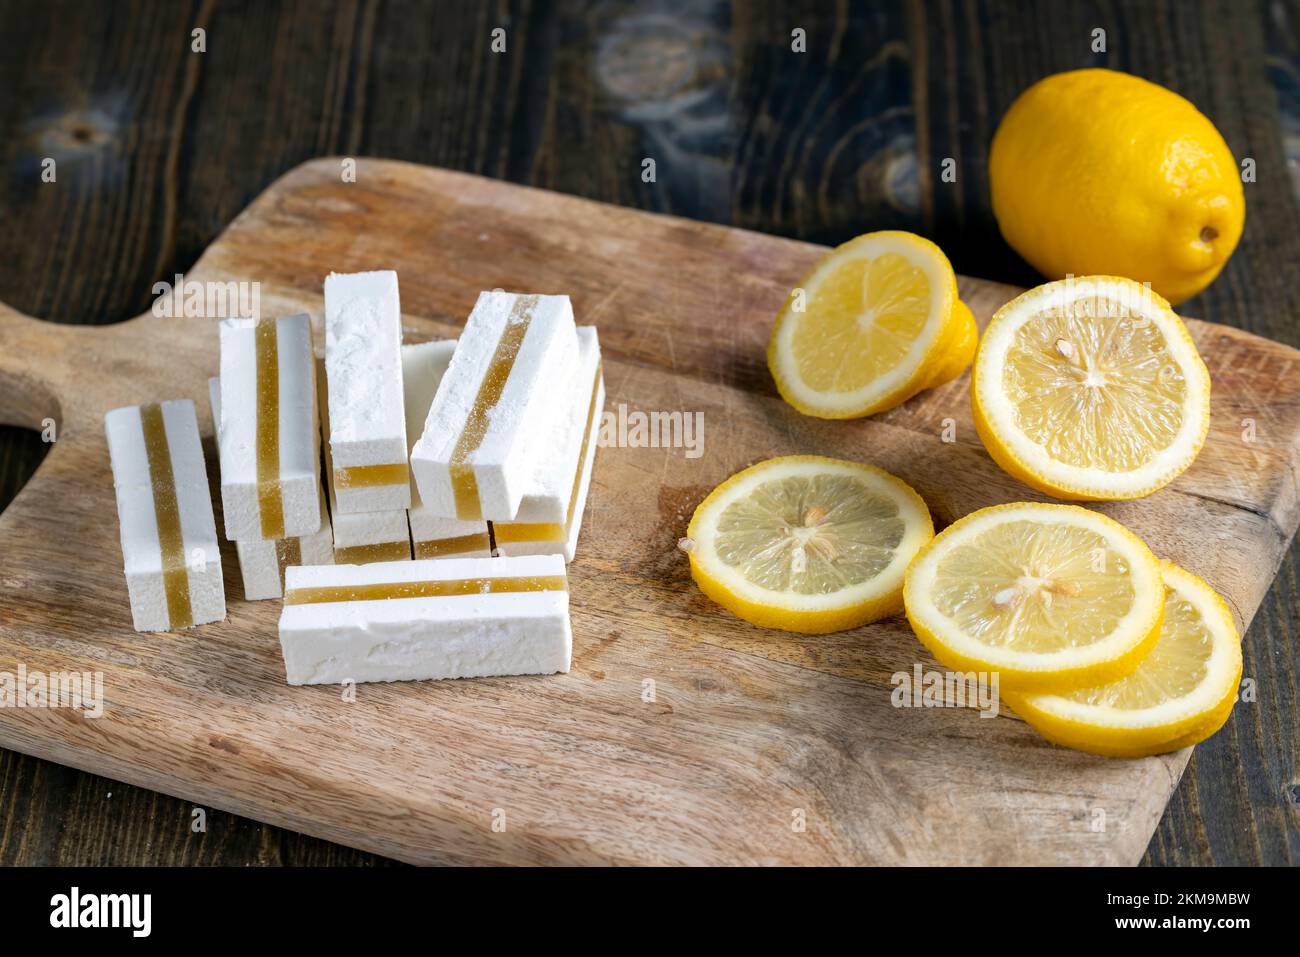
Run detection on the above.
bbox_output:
[0,298,75,431]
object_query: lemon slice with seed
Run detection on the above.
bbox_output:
[684,456,934,634]
[1004,561,1242,757]
[903,502,1164,691]
[768,231,976,419]
[972,275,1210,499]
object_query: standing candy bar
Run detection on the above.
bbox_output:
[315,357,412,563]
[234,512,334,600]
[330,508,412,564]
[493,326,603,562]
[105,400,225,632]
[411,291,578,521]
[218,314,322,541]
[209,376,334,600]
[323,270,410,513]
[402,340,491,559]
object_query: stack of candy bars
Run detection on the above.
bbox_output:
[105,272,603,686]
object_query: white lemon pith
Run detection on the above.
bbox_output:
[903,503,1164,691]
[686,456,934,633]
[1005,561,1242,757]
[768,231,974,419]
[972,276,1210,500]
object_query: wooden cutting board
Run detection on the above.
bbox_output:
[1,158,1297,866]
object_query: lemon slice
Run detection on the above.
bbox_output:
[684,456,934,633]
[972,275,1211,499]
[903,502,1164,691]
[1005,561,1242,757]
[768,231,976,419]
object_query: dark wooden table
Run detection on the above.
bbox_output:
[1,0,1296,866]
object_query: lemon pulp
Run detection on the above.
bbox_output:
[1061,577,1212,710]
[686,456,934,634]
[790,253,931,393]
[767,231,972,419]
[972,276,1211,500]
[1003,295,1187,472]
[714,472,906,594]
[904,502,1164,690]
[929,519,1136,654]
[1003,561,1243,756]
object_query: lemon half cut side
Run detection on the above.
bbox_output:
[972,276,1211,500]
[768,231,976,419]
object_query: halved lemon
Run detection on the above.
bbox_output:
[921,299,979,390]
[683,456,934,633]
[768,231,977,419]
[1004,561,1242,757]
[903,502,1164,691]
[972,275,1211,499]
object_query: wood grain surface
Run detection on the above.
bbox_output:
[0,0,1296,865]
[0,158,1296,865]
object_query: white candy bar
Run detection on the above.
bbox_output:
[402,340,491,559]
[105,400,225,632]
[209,377,334,600]
[234,508,334,600]
[323,271,410,513]
[411,292,578,521]
[218,314,322,540]
[315,359,412,564]
[493,327,603,562]
[331,507,412,565]
[278,555,571,685]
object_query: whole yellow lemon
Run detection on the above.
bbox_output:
[989,68,1244,305]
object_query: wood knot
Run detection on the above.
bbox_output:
[594,12,727,107]
[29,108,117,156]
